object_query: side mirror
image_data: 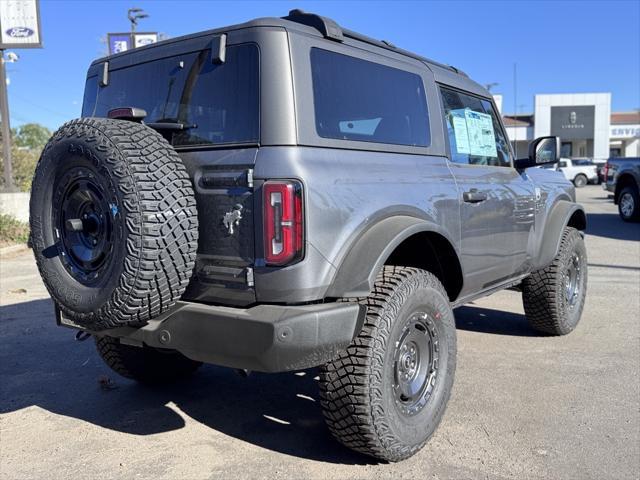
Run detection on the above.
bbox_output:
[514,136,560,170]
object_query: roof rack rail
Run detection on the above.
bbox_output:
[284,9,343,41]
[283,9,467,77]
[341,27,466,76]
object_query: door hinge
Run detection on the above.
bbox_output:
[247,169,254,188]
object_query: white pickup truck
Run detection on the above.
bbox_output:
[554,158,599,187]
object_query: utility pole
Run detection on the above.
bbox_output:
[0,0,42,191]
[513,62,518,159]
[0,50,14,191]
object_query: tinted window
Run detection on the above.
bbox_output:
[440,87,511,167]
[572,159,592,166]
[310,48,429,147]
[82,44,259,147]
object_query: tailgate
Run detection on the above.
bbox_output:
[180,148,258,306]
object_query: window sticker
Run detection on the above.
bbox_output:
[451,112,470,154]
[464,110,497,157]
[450,108,498,157]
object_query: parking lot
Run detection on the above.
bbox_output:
[0,185,638,480]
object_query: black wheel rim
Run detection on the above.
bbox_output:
[393,312,439,416]
[53,168,116,284]
[564,253,582,309]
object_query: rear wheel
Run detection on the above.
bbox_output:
[96,336,202,384]
[573,174,588,188]
[522,227,587,335]
[319,267,456,462]
[618,186,640,222]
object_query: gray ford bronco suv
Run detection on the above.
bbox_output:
[30,10,588,462]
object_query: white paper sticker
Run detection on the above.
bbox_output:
[464,110,498,157]
[450,108,498,158]
[451,114,470,154]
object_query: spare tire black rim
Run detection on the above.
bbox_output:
[393,312,439,416]
[53,167,115,284]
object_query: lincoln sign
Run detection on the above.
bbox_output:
[550,106,596,140]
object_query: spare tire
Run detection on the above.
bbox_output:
[30,118,198,330]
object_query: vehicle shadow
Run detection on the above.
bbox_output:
[585,212,640,241]
[454,304,539,337]
[0,298,375,465]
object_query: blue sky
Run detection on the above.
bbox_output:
[6,0,640,130]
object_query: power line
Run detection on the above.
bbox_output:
[11,92,75,119]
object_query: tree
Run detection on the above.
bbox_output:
[0,122,51,191]
[13,123,51,150]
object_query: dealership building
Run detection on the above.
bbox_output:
[494,93,640,160]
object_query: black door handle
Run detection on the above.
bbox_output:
[463,190,488,203]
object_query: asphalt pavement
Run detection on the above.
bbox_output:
[1,185,639,480]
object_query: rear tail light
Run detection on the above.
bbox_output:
[263,181,304,265]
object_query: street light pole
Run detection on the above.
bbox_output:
[0,50,15,191]
[127,8,149,34]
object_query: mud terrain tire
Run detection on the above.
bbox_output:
[319,266,456,462]
[522,227,587,335]
[30,118,198,330]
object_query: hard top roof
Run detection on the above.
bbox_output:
[91,10,488,97]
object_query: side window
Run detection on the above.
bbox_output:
[558,160,568,168]
[310,48,430,147]
[440,87,512,167]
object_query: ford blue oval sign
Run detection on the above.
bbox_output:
[6,27,35,38]
[0,0,42,49]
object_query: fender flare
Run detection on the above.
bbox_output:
[325,215,458,298]
[614,172,640,203]
[533,200,586,270]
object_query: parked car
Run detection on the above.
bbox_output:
[28,10,588,462]
[603,157,640,221]
[591,158,607,184]
[556,158,598,187]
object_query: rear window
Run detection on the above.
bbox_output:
[572,159,593,166]
[310,48,430,147]
[82,43,259,147]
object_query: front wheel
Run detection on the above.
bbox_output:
[522,227,587,335]
[319,267,456,462]
[573,174,588,188]
[618,186,640,222]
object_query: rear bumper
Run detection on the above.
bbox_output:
[58,301,366,373]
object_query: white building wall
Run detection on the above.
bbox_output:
[505,125,533,157]
[611,124,640,157]
[625,138,639,157]
[493,94,503,114]
[534,93,611,160]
